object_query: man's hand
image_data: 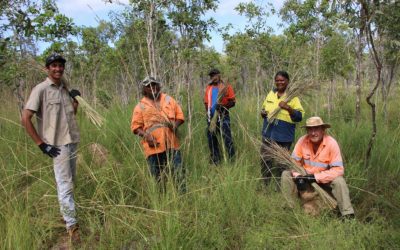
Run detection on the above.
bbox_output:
[69,89,81,99]
[260,109,268,118]
[39,143,60,158]
[144,133,159,147]
[167,120,183,134]
[216,104,225,113]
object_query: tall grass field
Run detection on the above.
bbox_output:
[0,86,399,249]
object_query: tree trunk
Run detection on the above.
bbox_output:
[381,64,395,123]
[241,65,247,94]
[185,60,193,146]
[355,26,364,125]
[315,36,321,115]
[14,80,25,116]
[93,66,98,108]
[364,20,382,168]
[255,59,261,111]
[147,1,158,77]
[328,78,334,120]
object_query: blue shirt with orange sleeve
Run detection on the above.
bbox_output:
[204,81,235,121]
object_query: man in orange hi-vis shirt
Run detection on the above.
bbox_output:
[281,116,355,219]
[204,68,236,165]
[131,76,185,192]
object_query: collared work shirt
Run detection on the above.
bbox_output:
[262,90,304,123]
[24,78,80,146]
[204,81,235,120]
[291,135,344,184]
[131,93,185,158]
[261,90,304,142]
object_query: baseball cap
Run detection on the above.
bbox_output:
[208,68,221,76]
[141,76,161,86]
[45,53,66,67]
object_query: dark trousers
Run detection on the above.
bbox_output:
[260,139,292,186]
[147,150,186,192]
[207,114,235,165]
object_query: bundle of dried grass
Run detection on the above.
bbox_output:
[208,111,219,133]
[268,80,314,124]
[27,59,105,128]
[74,96,104,128]
[208,86,228,133]
[262,141,337,210]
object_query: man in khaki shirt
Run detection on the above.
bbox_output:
[21,53,81,243]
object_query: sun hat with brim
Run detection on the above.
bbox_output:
[141,76,161,86]
[302,116,331,128]
[45,53,66,67]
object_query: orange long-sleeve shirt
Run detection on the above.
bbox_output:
[204,81,235,120]
[291,134,344,184]
[131,93,184,158]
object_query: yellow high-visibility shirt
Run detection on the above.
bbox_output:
[262,90,304,124]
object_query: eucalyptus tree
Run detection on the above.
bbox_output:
[0,0,76,112]
[193,46,221,88]
[166,0,218,142]
[127,0,174,78]
[110,6,175,103]
[337,1,368,124]
[313,0,400,166]
[374,1,400,121]
[224,33,255,95]
[320,32,354,119]
[280,0,341,80]
[78,21,117,106]
[280,1,341,116]
[356,0,400,167]
[223,1,276,103]
[167,0,218,87]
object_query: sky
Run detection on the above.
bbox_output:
[56,0,285,53]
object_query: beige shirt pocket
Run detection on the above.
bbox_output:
[45,98,61,144]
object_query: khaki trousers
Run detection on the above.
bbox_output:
[281,170,355,216]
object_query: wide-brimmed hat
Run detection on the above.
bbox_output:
[302,116,331,128]
[45,53,66,67]
[141,76,161,86]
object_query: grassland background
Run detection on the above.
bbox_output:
[0,85,399,249]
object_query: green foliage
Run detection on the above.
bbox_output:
[320,32,354,80]
[80,22,116,55]
[1,0,76,43]
[96,89,113,108]
[280,0,345,43]
[0,51,18,87]
[167,0,218,46]
[235,2,273,35]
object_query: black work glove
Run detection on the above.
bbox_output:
[69,89,81,99]
[295,177,308,191]
[260,109,268,118]
[39,143,60,158]
[297,174,316,183]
